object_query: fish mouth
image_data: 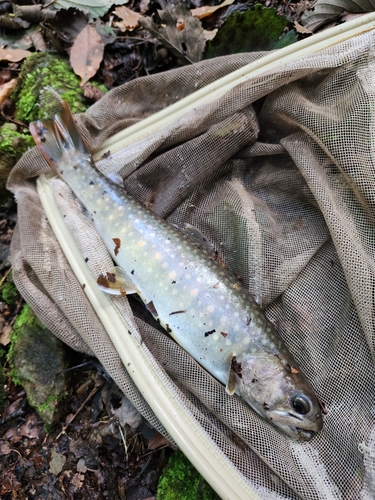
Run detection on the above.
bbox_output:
[266,409,322,440]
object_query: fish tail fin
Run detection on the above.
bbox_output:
[29,100,90,176]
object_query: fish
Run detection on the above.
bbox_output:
[30,100,323,440]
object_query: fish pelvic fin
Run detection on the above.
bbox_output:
[29,100,90,177]
[97,266,138,296]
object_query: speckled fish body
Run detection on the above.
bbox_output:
[30,101,323,440]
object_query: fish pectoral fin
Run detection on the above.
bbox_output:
[96,266,138,296]
[225,357,238,396]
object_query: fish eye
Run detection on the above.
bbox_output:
[292,394,311,415]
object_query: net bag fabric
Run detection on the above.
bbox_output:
[7,31,375,499]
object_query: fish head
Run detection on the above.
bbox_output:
[236,352,323,440]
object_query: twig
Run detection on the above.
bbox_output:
[117,422,128,461]
[0,266,12,287]
[55,382,102,440]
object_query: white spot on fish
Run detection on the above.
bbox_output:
[207,305,215,313]
[169,271,176,279]
[212,334,219,341]
[104,206,109,211]
[138,240,146,247]
[191,289,198,296]
[225,339,232,346]
[108,215,114,220]
[155,253,161,260]
[162,263,168,269]
[97,199,102,204]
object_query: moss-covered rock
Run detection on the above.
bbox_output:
[205,5,297,58]
[0,351,6,413]
[7,305,69,426]
[0,122,34,196]
[11,52,106,123]
[157,450,220,500]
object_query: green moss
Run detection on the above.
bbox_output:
[157,450,220,500]
[7,304,36,370]
[0,122,34,195]
[2,282,18,304]
[7,305,69,425]
[38,391,68,413]
[0,122,34,157]
[205,5,297,58]
[11,52,107,123]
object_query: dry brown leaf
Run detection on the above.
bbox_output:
[294,20,313,34]
[71,473,84,489]
[139,0,150,14]
[0,79,17,106]
[147,431,172,450]
[70,24,104,86]
[203,29,217,41]
[0,323,12,346]
[191,0,235,19]
[0,442,12,455]
[114,5,143,31]
[0,47,31,62]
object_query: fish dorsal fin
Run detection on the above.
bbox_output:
[96,266,138,296]
[225,353,238,396]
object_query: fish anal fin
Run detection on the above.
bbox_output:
[97,266,138,296]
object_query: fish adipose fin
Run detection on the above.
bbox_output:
[97,266,138,296]
[29,100,90,176]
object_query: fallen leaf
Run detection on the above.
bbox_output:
[0,47,31,62]
[112,395,143,429]
[0,322,12,345]
[0,442,12,455]
[139,0,150,14]
[294,20,313,34]
[148,431,172,450]
[54,0,126,19]
[191,0,235,19]
[301,0,371,31]
[140,2,205,64]
[71,472,85,489]
[49,447,66,476]
[203,29,217,41]
[30,28,47,51]
[70,24,105,85]
[114,5,143,31]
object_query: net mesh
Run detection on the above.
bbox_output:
[7,32,375,499]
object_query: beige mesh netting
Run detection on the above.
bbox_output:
[7,18,375,499]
